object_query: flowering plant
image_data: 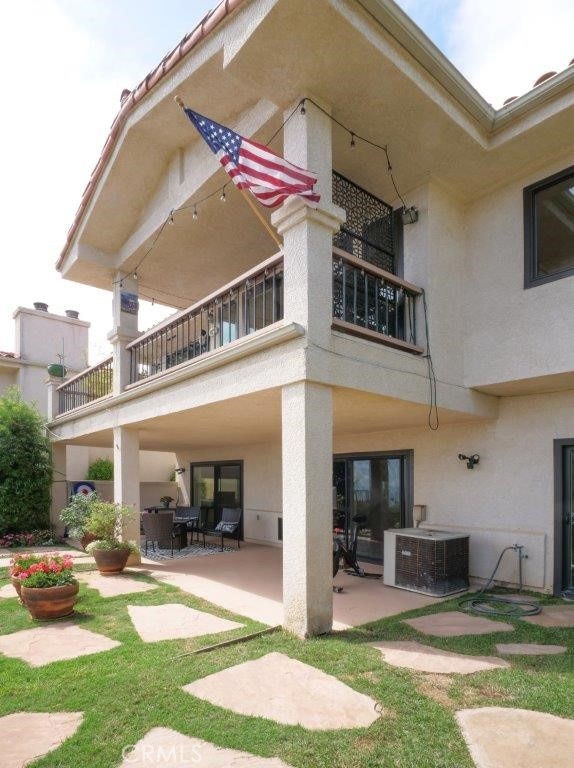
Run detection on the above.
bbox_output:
[10,552,76,588]
[0,530,58,548]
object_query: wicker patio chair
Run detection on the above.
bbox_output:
[202,507,242,551]
[174,506,202,544]
[141,511,183,556]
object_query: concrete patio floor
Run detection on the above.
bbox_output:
[136,543,441,628]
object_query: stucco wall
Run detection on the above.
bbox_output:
[464,153,574,388]
[175,442,283,545]
[334,389,574,591]
[0,368,18,396]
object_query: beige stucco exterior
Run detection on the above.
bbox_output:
[47,0,574,634]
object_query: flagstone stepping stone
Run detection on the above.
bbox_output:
[0,711,83,767]
[456,707,574,768]
[405,611,513,637]
[496,642,566,656]
[370,640,510,674]
[0,583,18,598]
[0,623,120,667]
[77,572,156,597]
[127,603,243,642]
[119,727,293,767]
[183,651,380,730]
[521,605,574,628]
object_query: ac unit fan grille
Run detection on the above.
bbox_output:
[394,535,469,595]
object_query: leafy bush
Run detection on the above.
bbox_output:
[20,570,76,588]
[86,458,113,481]
[0,529,58,548]
[59,491,100,538]
[0,388,52,535]
[84,500,135,548]
[85,539,136,553]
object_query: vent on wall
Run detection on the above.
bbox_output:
[384,529,469,596]
[278,517,283,541]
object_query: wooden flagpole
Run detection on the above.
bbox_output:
[174,96,282,251]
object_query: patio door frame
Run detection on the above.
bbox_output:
[190,460,244,539]
[333,449,414,563]
[554,439,574,595]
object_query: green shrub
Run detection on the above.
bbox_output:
[59,491,100,538]
[85,500,135,547]
[0,388,52,535]
[20,570,76,588]
[86,458,113,481]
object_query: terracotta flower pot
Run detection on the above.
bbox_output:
[11,576,23,600]
[21,582,79,620]
[92,548,130,575]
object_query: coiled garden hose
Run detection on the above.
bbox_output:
[459,544,541,618]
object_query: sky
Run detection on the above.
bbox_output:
[0,0,572,362]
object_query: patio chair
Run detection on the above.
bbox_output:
[141,511,183,557]
[174,506,202,545]
[202,507,242,551]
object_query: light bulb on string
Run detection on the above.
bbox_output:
[193,205,198,220]
[133,272,138,280]
[300,100,306,115]
[169,210,174,225]
[350,132,356,147]
[220,188,226,202]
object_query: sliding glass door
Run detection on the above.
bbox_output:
[191,461,243,535]
[334,452,412,563]
[563,447,574,594]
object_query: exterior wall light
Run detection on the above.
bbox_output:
[174,467,186,475]
[458,453,480,469]
[401,206,419,225]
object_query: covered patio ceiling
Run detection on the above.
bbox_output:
[60,385,489,451]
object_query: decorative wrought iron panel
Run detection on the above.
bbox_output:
[332,171,396,273]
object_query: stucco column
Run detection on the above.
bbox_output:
[174,453,191,505]
[50,443,68,535]
[271,99,345,345]
[108,273,139,395]
[113,426,141,562]
[46,374,64,420]
[281,381,333,637]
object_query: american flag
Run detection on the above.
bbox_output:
[183,108,320,208]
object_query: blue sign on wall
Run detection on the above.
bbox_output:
[121,292,139,315]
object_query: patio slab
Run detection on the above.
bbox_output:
[0,583,18,599]
[0,623,120,667]
[521,605,574,628]
[77,571,157,597]
[127,603,243,643]
[370,640,510,674]
[119,728,290,768]
[0,711,83,767]
[136,543,441,629]
[405,611,514,637]
[496,642,566,656]
[184,651,381,730]
[456,707,574,768]
[119,727,293,767]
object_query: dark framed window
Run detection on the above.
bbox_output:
[524,165,574,288]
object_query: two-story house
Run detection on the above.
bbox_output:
[49,0,574,636]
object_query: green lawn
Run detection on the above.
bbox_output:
[0,565,572,768]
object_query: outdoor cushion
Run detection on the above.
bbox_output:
[215,521,239,533]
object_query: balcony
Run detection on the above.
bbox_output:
[57,356,113,414]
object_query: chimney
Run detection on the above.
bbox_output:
[65,310,80,319]
[33,302,48,312]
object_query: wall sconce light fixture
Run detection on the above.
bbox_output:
[174,467,186,475]
[458,453,480,470]
[401,206,419,225]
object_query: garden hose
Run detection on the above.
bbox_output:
[459,544,541,618]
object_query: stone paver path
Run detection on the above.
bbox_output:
[184,651,381,730]
[522,605,574,628]
[405,611,513,637]
[0,712,83,768]
[496,642,566,656]
[371,640,510,674]
[0,623,120,667]
[127,603,243,643]
[77,572,156,598]
[0,583,17,599]
[119,727,293,767]
[456,707,574,768]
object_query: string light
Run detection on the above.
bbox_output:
[192,205,198,220]
[300,102,306,115]
[350,132,356,147]
[133,272,138,280]
[169,210,175,225]
[220,188,226,202]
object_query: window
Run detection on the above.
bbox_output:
[524,165,574,288]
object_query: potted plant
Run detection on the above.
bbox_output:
[160,495,174,509]
[83,500,137,575]
[59,491,100,549]
[11,553,78,620]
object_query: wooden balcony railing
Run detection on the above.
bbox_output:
[127,253,284,384]
[57,356,113,415]
[332,247,424,354]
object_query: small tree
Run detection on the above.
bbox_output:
[0,388,53,534]
[86,457,113,481]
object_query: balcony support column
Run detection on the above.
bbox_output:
[113,426,141,563]
[50,443,68,535]
[109,273,139,394]
[281,381,333,637]
[271,98,345,347]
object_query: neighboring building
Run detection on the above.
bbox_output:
[0,304,176,523]
[49,0,574,636]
